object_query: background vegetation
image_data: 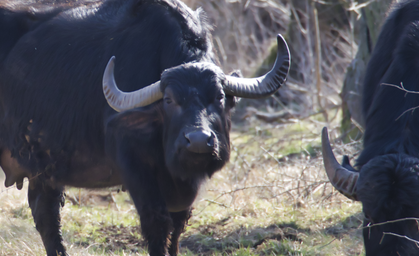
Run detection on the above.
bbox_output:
[0,0,395,255]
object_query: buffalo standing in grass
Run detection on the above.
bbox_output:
[322,0,419,255]
[0,0,290,255]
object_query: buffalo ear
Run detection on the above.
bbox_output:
[342,155,358,172]
[105,104,164,153]
[225,70,242,109]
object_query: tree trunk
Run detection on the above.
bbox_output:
[340,0,394,142]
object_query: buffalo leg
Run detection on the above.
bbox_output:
[138,203,172,256]
[117,147,172,255]
[168,209,191,256]
[124,172,172,256]
[125,180,172,256]
[28,179,66,256]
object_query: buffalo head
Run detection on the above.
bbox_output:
[103,34,290,180]
[322,127,419,255]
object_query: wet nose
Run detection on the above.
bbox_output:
[184,130,214,153]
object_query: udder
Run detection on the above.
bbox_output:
[0,149,31,190]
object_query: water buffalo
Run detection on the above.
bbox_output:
[0,0,290,255]
[322,0,419,255]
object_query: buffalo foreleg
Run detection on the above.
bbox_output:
[28,179,67,256]
[168,209,191,256]
[123,173,172,256]
[117,151,172,255]
[138,203,172,256]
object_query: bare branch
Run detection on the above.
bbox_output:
[203,199,229,208]
[380,83,419,120]
[382,82,419,95]
[365,217,419,229]
[313,2,328,122]
[395,106,419,121]
[381,232,419,245]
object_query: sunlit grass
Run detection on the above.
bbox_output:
[0,116,364,255]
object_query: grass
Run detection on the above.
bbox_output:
[0,116,365,256]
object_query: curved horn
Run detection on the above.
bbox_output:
[102,56,163,112]
[321,127,359,200]
[223,34,290,98]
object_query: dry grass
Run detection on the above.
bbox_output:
[0,123,365,255]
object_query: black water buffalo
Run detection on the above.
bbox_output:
[322,0,419,255]
[0,0,290,255]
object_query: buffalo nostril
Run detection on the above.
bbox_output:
[185,134,191,144]
[184,130,213,153]
[207,135,214,147]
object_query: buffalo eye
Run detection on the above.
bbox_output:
[164,97,172,105]
[216,92,225,102]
